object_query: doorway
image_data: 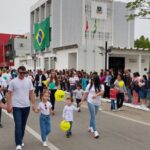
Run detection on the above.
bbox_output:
[109,57,125,73]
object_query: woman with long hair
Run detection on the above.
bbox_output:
[47,70,60,115]
[81,73,104,138]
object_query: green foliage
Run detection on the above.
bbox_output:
[134,35,150,49]
[126,0,150,20]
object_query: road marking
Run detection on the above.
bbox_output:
[82,105,150,127]
[3,110,60,150]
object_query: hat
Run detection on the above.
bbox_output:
[147,70,150,74]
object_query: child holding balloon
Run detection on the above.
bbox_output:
[34,90,52,147]
[62,97,79,138]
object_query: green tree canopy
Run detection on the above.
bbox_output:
[134,35,150,48]
[126,0,150,20]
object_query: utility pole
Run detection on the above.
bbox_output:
[105,41,108,70]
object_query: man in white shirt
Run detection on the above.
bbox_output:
[0,72,7,128]
[7,66,36,150]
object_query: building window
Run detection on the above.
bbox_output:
[98,32,104,40]
[85,31,89,39]
[85,3,91,15]
[105,32,110,40]
[91,32,95,39]
[107,8,112,18]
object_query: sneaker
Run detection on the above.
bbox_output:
[16,145,22,150]
[112,109,116,112]
[22,143,24,147]
[43,141,48,147]
[88,127,94,133]
[94,131,99,139]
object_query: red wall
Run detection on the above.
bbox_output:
[0,33,21,67]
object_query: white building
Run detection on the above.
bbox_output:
[29,0,150,75]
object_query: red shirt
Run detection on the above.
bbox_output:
[109,88,118,100]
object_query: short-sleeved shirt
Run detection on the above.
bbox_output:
[74,89,84,99]
[62,105,79,121]
[85,84,104,106]
[0,77,7,88]
[38,101,52,115]
[8,77,34,108]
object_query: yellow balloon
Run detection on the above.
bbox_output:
[119,81,124,88]
[55,90,65,101]
[60,120,70,132]
[42,80,47,86]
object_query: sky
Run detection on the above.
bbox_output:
[0,0,149,39]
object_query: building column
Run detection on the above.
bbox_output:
[138,54,142,75]
[60,0,62,47]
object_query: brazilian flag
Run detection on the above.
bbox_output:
[34,17,50,51]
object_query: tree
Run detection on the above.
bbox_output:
[134,35,150,48]
[126,0,150,20]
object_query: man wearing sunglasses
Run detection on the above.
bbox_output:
[7,66,36,150]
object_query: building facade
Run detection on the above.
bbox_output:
[29,0,149,74]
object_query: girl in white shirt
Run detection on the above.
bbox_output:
[81,74,104,138]
[62,97,79,138]
[35,90,52,147]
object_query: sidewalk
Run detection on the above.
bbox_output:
[102,98,150,112]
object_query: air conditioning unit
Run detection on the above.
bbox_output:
[20,43,24,47]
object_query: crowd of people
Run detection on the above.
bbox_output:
[0,66,150,150]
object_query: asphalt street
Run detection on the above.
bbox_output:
[0,101,150,150]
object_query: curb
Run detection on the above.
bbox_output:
[101,98,150,112]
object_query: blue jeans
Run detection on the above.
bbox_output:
[87,102,99,131]
[35,86,44,97]
[70,85,76,97]
[117,93,124,109]
[40,114,51,142]
[111,100,115,110]
[13,107,30,146]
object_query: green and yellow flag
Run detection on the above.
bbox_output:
[34,17,50,51]
[93,19,97,34]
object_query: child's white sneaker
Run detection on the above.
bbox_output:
[16,145,22,150]
[43,141,48,147]
[88,127,94,133]
[94,131,99,139]
[22,143,24,147]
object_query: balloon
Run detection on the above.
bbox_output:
[119,81,124,88]
[42,80,47,86]
[60,120,70,132]
[49,82,56,89]
[55,90,65,101]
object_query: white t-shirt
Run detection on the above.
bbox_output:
[38,101,52,115]
[85,84,104,106]
[38,75,42,86]
[74,89,84,99]
[8,77,34,108]
[62,105,79,121]
[69,77,76,86]
[0,77,7,88]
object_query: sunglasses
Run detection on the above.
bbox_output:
[45,104,47,110]
[19,71,26,75]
